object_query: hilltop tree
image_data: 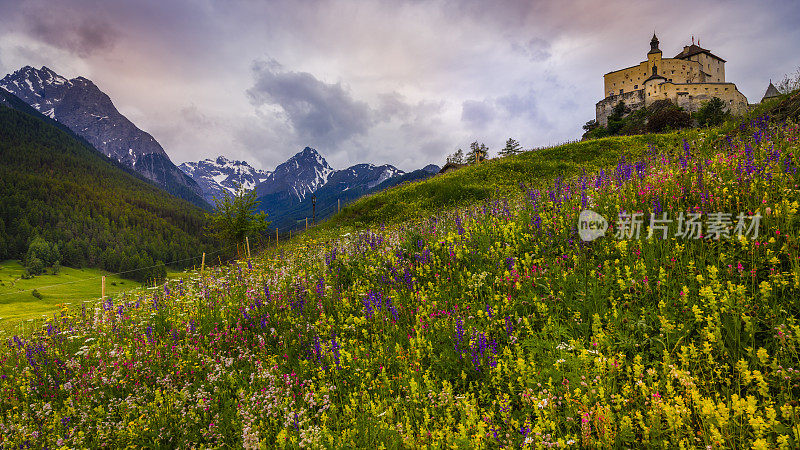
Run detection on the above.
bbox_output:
[447,148,464,164]
[206,186,270,257]
[777,66,800,94]
[466,141,488,164]
[498,138,522,157]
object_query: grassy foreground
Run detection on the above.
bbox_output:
[1,115,799,448]
[0,261,133,324]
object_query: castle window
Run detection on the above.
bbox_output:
[620,89,623,94]
[634,85,638,89]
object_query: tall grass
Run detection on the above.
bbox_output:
[1,116,798,448]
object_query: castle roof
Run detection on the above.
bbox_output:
[674,44,726,63]
[762,81,781,102]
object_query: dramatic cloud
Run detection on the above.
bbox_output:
[0,0,797,171]
[247,59,373,149]
[21,4,118,57]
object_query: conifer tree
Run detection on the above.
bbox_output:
[498,138,522,157]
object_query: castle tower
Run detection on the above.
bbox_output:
[647,33,662,74]
[649,33,660,54]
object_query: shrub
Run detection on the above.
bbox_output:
[25,256,45,276]
[647,106,691,132]
[24,237,60,275]
[694,97,729,127]
[31,289,42,299]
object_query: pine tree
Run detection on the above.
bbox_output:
[466,141,488,164]
[498,138,522,157]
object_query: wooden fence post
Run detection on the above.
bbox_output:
[200,252,205,274]
[276,228,279,245]
[338,199,340,213]
[246,237,251,259]
[101,276,105,299]
[305,217,308,231]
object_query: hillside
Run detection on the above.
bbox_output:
[324,133,680,230]
[3,96,798,447]
[0,103,214,281]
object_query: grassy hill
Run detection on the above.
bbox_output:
[1,94,799,447]
[325,133,682,230]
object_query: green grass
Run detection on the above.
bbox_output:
[3,111,798,447]
[0,260,137,323]
[316,132,684,234]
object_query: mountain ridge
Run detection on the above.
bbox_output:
[0,66,207,208]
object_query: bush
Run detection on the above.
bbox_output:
[25,256,45,276]
[24,237,60,275]
[694,97,729,127]
[583,125,609,140]
[647,106,691,133]
[31,289,42,299]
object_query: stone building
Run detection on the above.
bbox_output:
[596,34,748,126]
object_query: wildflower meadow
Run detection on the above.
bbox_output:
[1,116,799,448]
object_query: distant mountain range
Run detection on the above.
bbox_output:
[1,64,442,232]
[0,66,207,208]
[179,157,271,204]
[181,148,439,231]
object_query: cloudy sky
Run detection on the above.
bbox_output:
[0,0,797,171]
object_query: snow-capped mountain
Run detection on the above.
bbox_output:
[323,164,404,192]
[0,66,206,208]
[179,157,271,204]
[177,144,437,231]
[255,147,335,201]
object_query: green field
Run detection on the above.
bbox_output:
[0,260,138,323]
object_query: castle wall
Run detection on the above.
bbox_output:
[658,82,748,114]
[603,57,711,98]
[684,53,725,83]
[595,89,645,126]
[659,59,706,83]
[604,62,650,98]
[596,81,747,126]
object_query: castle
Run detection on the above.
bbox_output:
[596,34,749,126]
